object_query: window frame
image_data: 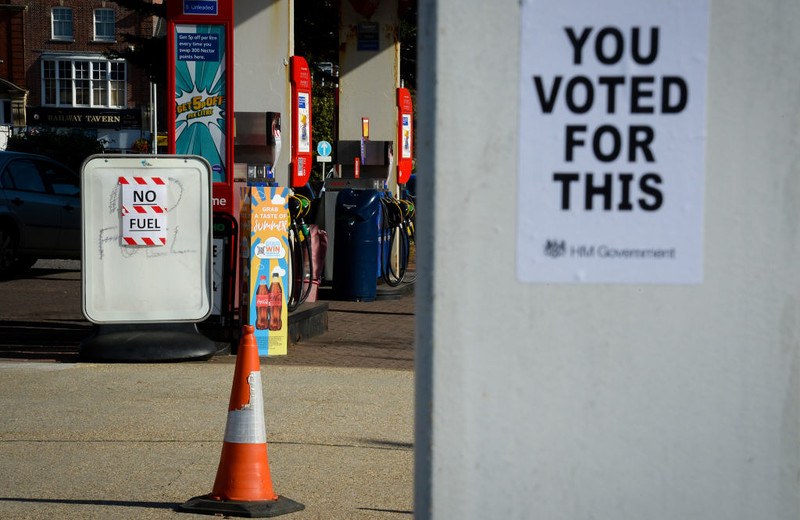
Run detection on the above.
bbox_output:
[41,57,127,109]
[51,7,74,41]
[93,8,116,42]
[0,100,11,125]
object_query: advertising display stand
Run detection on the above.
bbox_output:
[239,185,290,356]
[166,0,234,196]
[167,0,239,341]
[79,155,215,361]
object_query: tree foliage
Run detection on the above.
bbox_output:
[105,0,168,85]
[294,0,338,182]
[294,0,339,66]
[7,130,106,173]
[102,0,417,179]
[311,83,335,182]
[399,2,418,89]
[101,0,416,92]
[294,0,417,87]
[294,0,418,181]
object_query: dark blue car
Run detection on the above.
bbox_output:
[0,151,81,276]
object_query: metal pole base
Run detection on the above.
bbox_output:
[179,495,305,518]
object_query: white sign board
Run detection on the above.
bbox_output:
[517,0,709,284]
[82,155,212,323]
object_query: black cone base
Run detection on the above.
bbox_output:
[179,494,305,518]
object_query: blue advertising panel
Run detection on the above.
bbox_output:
[174,24,227,183]
[183,0,217,15]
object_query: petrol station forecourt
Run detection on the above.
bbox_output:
[0,264,415,519]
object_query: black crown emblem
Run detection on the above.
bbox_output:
[544,239,567,258]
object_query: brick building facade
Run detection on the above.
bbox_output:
[0,0,164,152]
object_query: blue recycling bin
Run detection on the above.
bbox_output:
[333,188,381,301]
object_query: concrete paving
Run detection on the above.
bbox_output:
[0,260,416,519]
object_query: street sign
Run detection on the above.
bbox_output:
[317,140,332,157]
[183,0,217,16]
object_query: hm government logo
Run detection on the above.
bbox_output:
[543,239,566,258]
[542,239,678,261]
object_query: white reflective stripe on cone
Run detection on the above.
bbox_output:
[223,371,267,444]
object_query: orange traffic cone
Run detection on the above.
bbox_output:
[180,325,304,517]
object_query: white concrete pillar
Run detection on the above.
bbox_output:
[233,0,293,186]
[415,0,800,518]
[338,0,400,186]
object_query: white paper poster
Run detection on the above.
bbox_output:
[119,176,167,246]
[298,93,310,153]
[402,114,412,159]
[517,0,709,283]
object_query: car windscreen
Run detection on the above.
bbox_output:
[4,159,47,193]
[40,161,80,196]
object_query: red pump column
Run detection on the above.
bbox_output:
[397,87,414,185]
[166,0,237,325]
[166,0,235,215]
[290,56,312,188]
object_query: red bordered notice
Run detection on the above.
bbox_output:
[119,176,167,246]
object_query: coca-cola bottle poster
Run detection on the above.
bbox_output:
[246,186,290,355]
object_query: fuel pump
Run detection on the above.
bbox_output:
[287,193,314,311]
[266,112,281,184]
[399,197,416,283]
[379,194,415,286]
[235,111,291,356]
[236,111,281,186]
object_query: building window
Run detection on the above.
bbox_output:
[109,62,126,106]
[52,7,73,41]
[58,61,72,104]
[94,8,115,42]
[75,62,90,105]
[42,59,127,108]
[0,100,11,125]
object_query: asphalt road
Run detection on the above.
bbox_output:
[0,260,90,360]
[0,260,416,519]
[0,259,416,369]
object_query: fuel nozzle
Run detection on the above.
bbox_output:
[288,196,310,242]
[288,196,303,220]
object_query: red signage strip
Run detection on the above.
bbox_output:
[290,56,312,188]
[397,88,413,184]
[166,0,232,23]
[166,0,235,217]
